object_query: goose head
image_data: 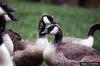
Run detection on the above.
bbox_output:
[4,13,18,22]
[38,15,58,37]
[41,15,56,24]
[0,2,15,15]
[0,13,18,32]
[42,24,60,35]
[42,24,63,43]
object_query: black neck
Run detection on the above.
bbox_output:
[87,23,100,36]
[0,15,6,32]
[38,18,46,37]
[53,28,63,44]
[0,32,3,45]
[0,15,6,45]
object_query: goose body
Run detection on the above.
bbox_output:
[62,36,94,48]
[3,33,14,56]
[42,24,100,66]
[0,44,13,66]
[13,35,48,66]
[81,55,100,62]
[44,42,80,66]
[13,35,48,65]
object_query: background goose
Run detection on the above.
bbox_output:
[13,15,55,66]
[42,24,100,66]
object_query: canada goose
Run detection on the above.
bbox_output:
[42,24,100,66]
[0,2,23,51]
[13,15,55,66]
[0,13,16,66]
[2,13,18,57]
[0,2,19,55]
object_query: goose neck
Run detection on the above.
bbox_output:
[87,23,100,37]
[53,29,63,45]
[0,32,3,45]
[0,15,6,32]
[38,20,46,37]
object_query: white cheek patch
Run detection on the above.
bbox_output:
[0,7,5,15]
[4,14,12,22]
[43,16,51,24]
[50,27,59,35]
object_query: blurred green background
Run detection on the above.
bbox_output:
[1,0,100,66]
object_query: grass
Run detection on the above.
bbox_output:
[3,0,100,66]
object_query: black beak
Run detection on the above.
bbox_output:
[8,13,19,21]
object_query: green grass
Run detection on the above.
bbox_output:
[4,0,100,66]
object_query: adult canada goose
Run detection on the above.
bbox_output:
[42,24,100,66]
[2,13,18,56]
[0,2,17,56]
[13,15,55,66]
[0,12,17,66]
